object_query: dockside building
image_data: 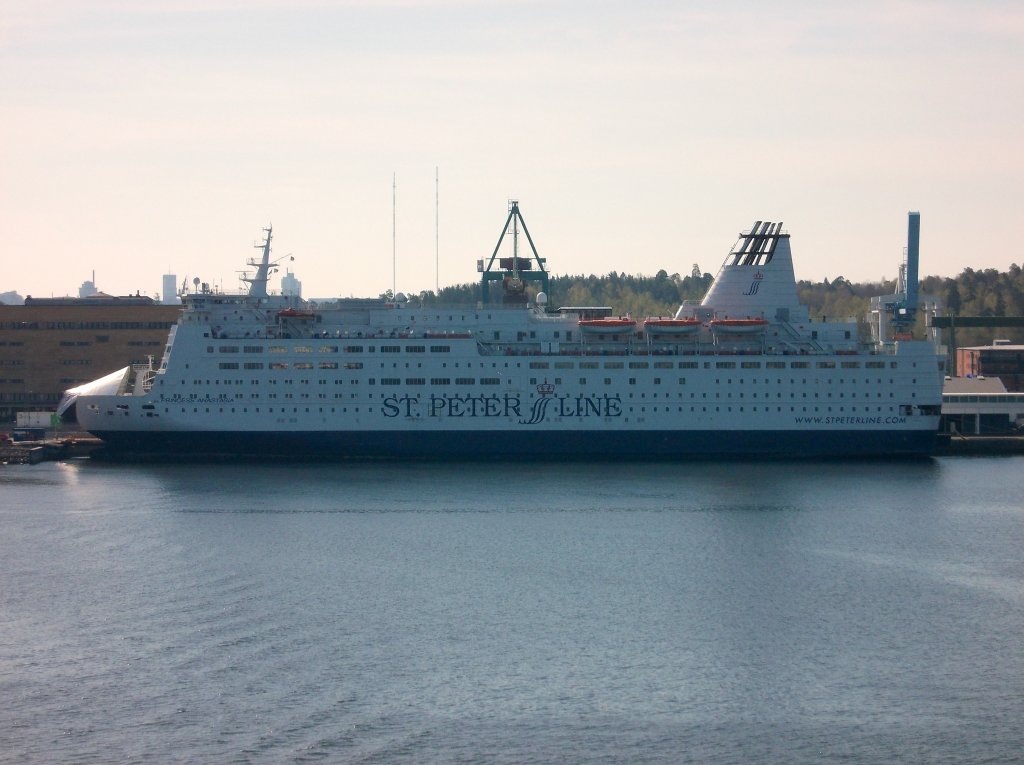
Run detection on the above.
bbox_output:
[0,297,179,423]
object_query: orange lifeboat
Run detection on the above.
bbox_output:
[578,318,637,334]
[708,317,768,334]
[643,318,702,335]
[277,308,316,319]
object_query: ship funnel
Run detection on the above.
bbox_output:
[906,211,920,315]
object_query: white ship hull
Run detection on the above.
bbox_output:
[67,218,946,460]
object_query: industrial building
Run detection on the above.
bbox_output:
[941,376,1024,435]
[956,342,1024,392]
[0,298,179,423]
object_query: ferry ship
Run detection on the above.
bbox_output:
[62,206,945,459]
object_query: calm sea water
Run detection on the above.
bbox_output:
[2,456,1023,764]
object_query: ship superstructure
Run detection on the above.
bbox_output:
[64,211,945,458]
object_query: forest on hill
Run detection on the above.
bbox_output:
[396,263,1024,347]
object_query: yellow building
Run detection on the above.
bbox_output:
[0,298,180,423]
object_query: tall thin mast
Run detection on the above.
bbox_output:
[435,166,439,294]
[241,225,273,298]
[392,173,396,298]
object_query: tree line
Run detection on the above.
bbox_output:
[392,263,1024,346]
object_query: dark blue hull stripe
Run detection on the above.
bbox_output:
[87,429,940,460]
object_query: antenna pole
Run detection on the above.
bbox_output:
[392,173,396,298]
[435,166,439,294]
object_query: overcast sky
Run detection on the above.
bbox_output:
[3,0,1023,300]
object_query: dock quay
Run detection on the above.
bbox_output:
[1,434,103,465]
[934,434,1024,456]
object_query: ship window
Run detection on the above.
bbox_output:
[716,362,735,369]
[219,362,239,370]
[382,346,400,353]
[381,378,400,385]
[741,362,760,369]
[654,362,673,369]
[295,346,313,353]
[244,345,263,353]
[629,362,649,369]
[629,378,637,385]
[319,345,339,353]
[430,345,451,353]
[294,362,314,369]
[555,362,573,369]
[580,362,598,369]
[320,362,339,369]
[480,378,500,385]
[455,378,474,385]
[817,361,835,368]
[406,378,425,385]
[530,362,550,369]
[604,378,611,385]
[407,346,425,353]
[679,362,698,369]
[604,362,624,369]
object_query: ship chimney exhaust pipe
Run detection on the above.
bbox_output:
[906,211,920,314]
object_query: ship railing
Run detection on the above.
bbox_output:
[809,315,859,325]
[129,363,156,395]
[475,342,889,359]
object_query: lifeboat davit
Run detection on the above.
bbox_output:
[578,318,637,334]
[643,318,702,334]
[708,317,769,334]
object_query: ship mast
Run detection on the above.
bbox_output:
[240,226,293,299]
[240,226,274,298]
